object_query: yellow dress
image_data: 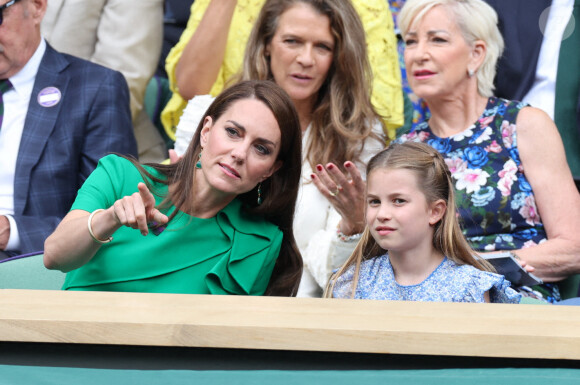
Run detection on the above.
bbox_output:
[162,0,403,141]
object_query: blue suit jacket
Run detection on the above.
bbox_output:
[11,44,138,254]
[484,0,551,101]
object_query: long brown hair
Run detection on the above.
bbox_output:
[241,0,382,170]
[325,142,493,297]
[131,80,303,296]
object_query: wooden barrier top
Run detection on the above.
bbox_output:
[1,289,579,360]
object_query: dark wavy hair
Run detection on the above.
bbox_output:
[131,80,303,296]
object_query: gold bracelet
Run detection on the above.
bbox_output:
[88,209,113,244]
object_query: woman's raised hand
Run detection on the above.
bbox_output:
[112,183,168,236]
[311,161,366,235]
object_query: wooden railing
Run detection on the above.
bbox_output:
[1,289,579,360]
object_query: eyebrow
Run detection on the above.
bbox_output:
[406,29,450,37]
[226,120,278,147]
[281,33,334,48]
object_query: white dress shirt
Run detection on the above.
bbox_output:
[0,39,46,251]
[523,0,574,119]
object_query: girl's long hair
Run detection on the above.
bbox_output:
[128,80,303,296]
[325,142,493,298]
[241,0,383,171]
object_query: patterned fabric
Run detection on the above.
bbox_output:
[397,97,547,251]
[332,255,521,303]
[0,79,13,130]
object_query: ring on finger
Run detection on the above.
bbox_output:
[329,185,341,197]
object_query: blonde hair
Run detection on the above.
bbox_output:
[325,142,494,298]
[398,0,504,97]
[241,0,382,169]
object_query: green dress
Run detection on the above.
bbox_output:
[63,155,283,295]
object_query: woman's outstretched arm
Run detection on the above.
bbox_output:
[44,183,168,272]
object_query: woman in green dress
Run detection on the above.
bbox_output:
[44,80,303,296]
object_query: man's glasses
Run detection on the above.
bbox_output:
[0,0,21,26]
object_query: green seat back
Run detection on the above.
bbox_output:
[559,274,580,300]
[0,254,65,290]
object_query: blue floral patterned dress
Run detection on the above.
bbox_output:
[396,97,560,302]
[397,97,547,251]
[332,255,521,303]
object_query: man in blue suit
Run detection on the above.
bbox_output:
[0,0,137,257]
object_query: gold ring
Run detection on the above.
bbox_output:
[329,186,340,197]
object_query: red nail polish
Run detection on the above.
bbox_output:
[316,165,323,171]
[345,162,351,168]
[310,174,316,179]
[327,164,334,170]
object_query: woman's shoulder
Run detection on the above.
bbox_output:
[443,259,521,303]
[485,96,531,122]
[95,154,165,187]
[220,199,282,241]
[94,154,138,177]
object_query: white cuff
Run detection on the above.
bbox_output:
[4,215,21,252]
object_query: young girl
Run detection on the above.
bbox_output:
[325,142,521,303]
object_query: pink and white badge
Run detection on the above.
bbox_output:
[37,87,61,107]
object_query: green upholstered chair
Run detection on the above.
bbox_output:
[144,75,174,150]
[560,274,580,300]
[0,253,65,290]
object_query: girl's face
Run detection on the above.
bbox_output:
[266,2,335,111]
[199,98,282,198]
[365,168,445,256]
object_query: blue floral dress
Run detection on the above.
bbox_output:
[332,255,521,303]
[396,97,561,302]
[397,97,547,251]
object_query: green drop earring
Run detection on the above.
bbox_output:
[195,150,202,169]
[257,183,262,205]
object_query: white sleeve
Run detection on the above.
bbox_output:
[357,120,386,178]
[4,215,21,252]
[174,95,215,156]
[296,121,386,296]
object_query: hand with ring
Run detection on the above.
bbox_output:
[329,185,342,197]
[311,161,366,235]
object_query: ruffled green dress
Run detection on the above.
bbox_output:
[63,155,283,295]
